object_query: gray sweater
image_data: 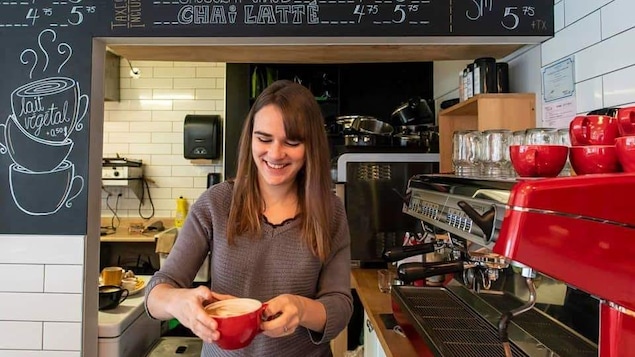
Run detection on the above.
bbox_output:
[146,181,353,357]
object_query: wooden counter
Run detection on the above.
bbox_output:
[100,217,174,242]
[352,269,418,357]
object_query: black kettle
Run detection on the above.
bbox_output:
[391,97,434,125]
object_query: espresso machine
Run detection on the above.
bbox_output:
[386,173,635,357]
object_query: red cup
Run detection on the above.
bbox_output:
[616,107,635,136]
[204,298,266,350]
[569,115,619,146]
[615,136,635,172]
[569,145,620,175]
[510,145,568,177]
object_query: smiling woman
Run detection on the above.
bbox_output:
[145,80,353,356]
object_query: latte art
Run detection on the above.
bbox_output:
[206,305,253,317]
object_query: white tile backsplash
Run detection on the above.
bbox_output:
[601,0,635,39]
[102,61,224,218]
[531,0,635,122]
[173,78,220,89]
[0,265,44,293]
[0,293,81,322]
[0,236,84,265]
[1,351,80,357]
[44,266,83,294]
[0,322,42,349]
[107,132,152,143]
[128,143,173,155]
[575,77,604,113]
[564,0,611,26]
[154,67,196,78]
[541,11,601,66]
[554,1,565,32]
[575,27,635,82]
[152,132,182,144]
[42,322,81,351]
[603,65,635,107]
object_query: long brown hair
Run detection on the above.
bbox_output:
[227,80,333,261]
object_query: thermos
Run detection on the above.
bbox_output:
[175,196,188,228]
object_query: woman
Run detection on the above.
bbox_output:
[145,80,353,356]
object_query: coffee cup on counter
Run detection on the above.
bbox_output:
[616,107,635,136]
[101,266,124,286]
[99,285,129,311]
[510,145,569,177]
[204,298,267,350]
[569,115,619,146]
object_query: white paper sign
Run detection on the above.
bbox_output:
[542,56,577,128]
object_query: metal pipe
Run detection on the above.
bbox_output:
[498,276,537,357]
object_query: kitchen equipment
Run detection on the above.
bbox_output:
[350,116,394,136]
[344,133,392,147]
[389,174,605,357]
[496,62,510,93]
[183,114,221,160]
[334,153,439,267]
[391,97,434,126]
[496,173,635,357]
[334,115,357,133]
[473,57,497,95]
[99,276,161,357]
[102,157,142,185]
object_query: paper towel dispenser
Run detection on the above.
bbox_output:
[184,114,221,160]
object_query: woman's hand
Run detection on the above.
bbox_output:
[161,287,236,343]
[260,294,306,337]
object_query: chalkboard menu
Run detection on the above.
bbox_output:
[103,0,554,37]
[0,0,553,235]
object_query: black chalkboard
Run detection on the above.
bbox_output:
[96,0,553,37]
[0,4,100,234]
[0,0,553,234]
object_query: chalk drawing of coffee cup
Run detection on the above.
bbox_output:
[11,77,88,142]
[0,114,73,172]
[9,160,84,216]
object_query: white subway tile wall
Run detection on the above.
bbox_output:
[0,235,84,354]
[540,0,635,120]
[102,61,226,219]
[42,322,82,351]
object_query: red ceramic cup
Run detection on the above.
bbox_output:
[204,298,266,350]
[510,145,568,177]
[569,115,619,146]
[569,145,620,175]
[615,136,635,172]
[616,107,635,136]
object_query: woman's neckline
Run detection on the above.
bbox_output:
[262,214,299,228]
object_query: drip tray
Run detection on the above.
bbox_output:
[392,286,528,357]
[392,285,598,357]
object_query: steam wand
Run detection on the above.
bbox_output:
[498,262,537,357]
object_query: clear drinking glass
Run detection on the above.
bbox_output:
[556,128,572,176]
[481,129,513,177]
[377,269,395,293]
[452,130,482,176]
[525,128,558,145]
[511,130,526,145]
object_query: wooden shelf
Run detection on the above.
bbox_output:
[438,93,536,173]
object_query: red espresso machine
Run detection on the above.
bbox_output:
[387,173,635,357]
[494,173,635,357]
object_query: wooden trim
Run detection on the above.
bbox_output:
[108,44,524,63]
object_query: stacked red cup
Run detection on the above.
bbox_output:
[614,107,635,172]
[568,114,621,175]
